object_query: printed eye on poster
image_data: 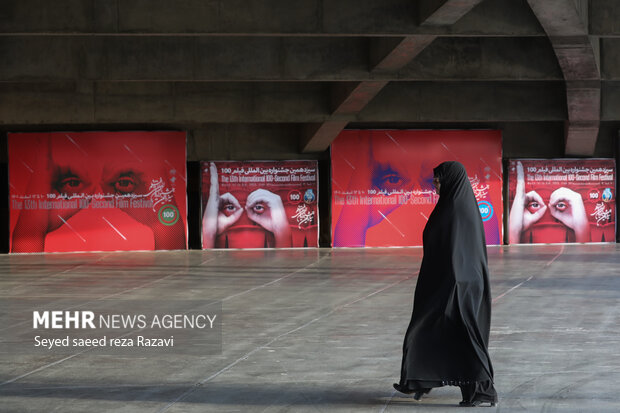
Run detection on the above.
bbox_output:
[201,161,319,249]
[9,131,187,253]
[507,159,616,244]
[331,130,503,247]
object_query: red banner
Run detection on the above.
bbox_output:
[201,161,318,249]
[9,131,187,253]
[508,159,616,244]
[331,130,503,247]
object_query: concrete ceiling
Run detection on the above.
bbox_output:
[2,0,620,156]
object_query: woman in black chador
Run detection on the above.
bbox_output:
[393,161,497,407]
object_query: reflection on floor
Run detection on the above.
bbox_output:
[1,244,619,412]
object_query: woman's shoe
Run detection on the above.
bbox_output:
[413,388,431,401]
[459,399,497,407]
[393,383,432,399]
[393,383,414,394]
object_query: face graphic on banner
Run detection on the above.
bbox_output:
[10,133,186,252]
[333,133,417,247]
[332,130,503,247]
[508,161,591,243]
[202,162,292,248]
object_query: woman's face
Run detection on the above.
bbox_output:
[433,176,441,194]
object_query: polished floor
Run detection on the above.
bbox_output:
[1,244,619,412]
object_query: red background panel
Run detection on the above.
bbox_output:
[331,130,503,247]
[9,131,187,252]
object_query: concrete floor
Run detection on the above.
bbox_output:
[1,244,619,412]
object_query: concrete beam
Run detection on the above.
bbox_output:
[359,81,567,122]
[527,0,601,156]
[331,81,389,115]
[370,36,436,72]
[566,83,600,121]
[400,37,563,81]
[0,0,544,36]
[600,38,620,80]
[0,80,567,125]
[0,36,564,83]
[599,81,620,121]
[550,36,600,80]
[299,122,350,153]
[300,36,434,153]
[419,0,485,26]
[0,81,330,124]
[564,122,601,155]
[299,79,392,152]
[300,0,495,153]
[590,0,620,36]
[527,0,588,36]
[191,124,308,161]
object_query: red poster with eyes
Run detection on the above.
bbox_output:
[201,161,318,249]
[508,159,616,244]
[8,131,187,253]
[331,130,503,247]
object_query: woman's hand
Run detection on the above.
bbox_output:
[509,161,546,243]
[549,187,590,242]
[202,163,243,248]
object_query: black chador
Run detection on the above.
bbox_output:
[394,161,497,407]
